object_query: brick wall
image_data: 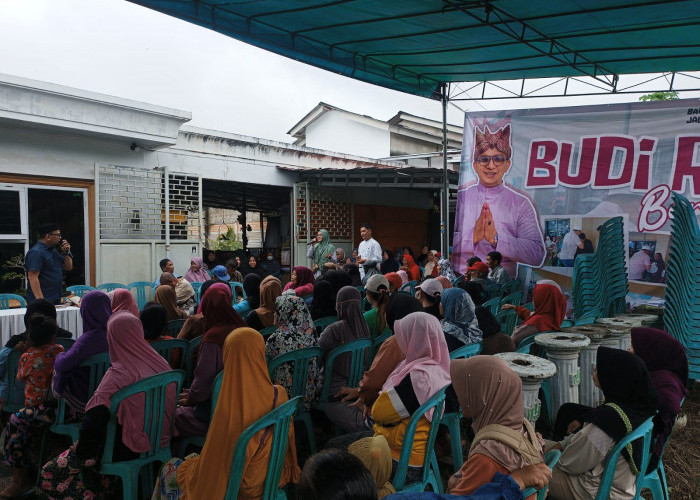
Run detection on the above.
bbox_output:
[296,186,353,241]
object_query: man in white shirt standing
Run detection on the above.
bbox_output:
[356,223,383,280]
[629,245,652,280]
[558,224,582,267]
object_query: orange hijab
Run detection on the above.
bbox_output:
[176,328,300,499]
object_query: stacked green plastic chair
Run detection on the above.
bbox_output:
[664,192,700,380]
[572,216,627,320]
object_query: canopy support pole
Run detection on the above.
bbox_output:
[441,83,450,258]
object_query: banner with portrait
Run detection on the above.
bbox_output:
[453,98,700,298]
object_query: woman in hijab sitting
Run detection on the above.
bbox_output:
[184,256,210,283]
[343,263,363,287]
[175,283,245,438]
[310,279,337,321]
[246,275,282,331]
[475,306,516,356]
[348,435,396,499]
[506,282,566,346]
[372,312,451,484]
[154,285,188,322]
[244,254,266,279]
[107,288,140,317]
[234,273,262,318]
[439,287,483,352]
[40,311,176,499]
[629,327,688,471]
[423,250,439,279]
[380,249,400,275]
[319,286,372,433]
[53,290,112,412]
[548,347,656,500]
[400,254,421,282]
[283,266,315,297]
[266,295,321,411]
[447,356,545,497]
[153,328,300,500]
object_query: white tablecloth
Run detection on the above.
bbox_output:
[0,306,83,344]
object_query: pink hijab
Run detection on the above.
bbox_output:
[108,288,139,317]
[382,312,451,420]
[397,270,409,286]
[86,311,175,453]
[185,257,210,283]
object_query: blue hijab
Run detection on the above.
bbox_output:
[440,288,482,345]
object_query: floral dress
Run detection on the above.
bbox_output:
[265,295,321,411]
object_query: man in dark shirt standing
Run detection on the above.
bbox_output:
[25,223,73,304]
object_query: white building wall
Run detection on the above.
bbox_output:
[305,112,390,158]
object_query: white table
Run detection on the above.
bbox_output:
[0,306,83,344]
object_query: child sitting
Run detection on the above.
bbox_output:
[0,314,64,497]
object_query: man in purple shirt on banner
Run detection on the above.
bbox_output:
[452,124,546,277]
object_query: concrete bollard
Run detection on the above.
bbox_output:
[495,352,556,427]
[534,333,590,422]
[595,317,635,350]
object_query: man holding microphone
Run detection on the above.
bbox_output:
[25,223,73,305]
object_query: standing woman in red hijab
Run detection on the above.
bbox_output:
[174,283,245,438]
[400,254,421,282]
[506,282,566,346]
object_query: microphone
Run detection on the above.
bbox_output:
[307,240,315,245]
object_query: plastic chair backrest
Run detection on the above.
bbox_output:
[4,349,24,413]
[451,277,462,287]
[449,342,482,360]
[317,338,373,409]
[500,291,523,308]
[314,316,338,334]
[190,281,204,302]
[224,396,303,500]
[268,346,323,400]
[356,286,366,299]
[150,339,189,369]
[99,370,184,500]
[594,417,654,500]
[229,282,246,301]
[483,297,501,316]
[56,338,76,350]
[400,281,418,296]
[66,285,95,298]
[393,386,447,492]
[185,335,204,383]
[523,449,561,500]
[96,283,126,293]
[0,293,26,309]
[502,279,521,296]
[210,370,224,417]
[496,309,518,336]
[259,325,277,338]
[486,283,502,299]
[522,301,535,312]
[167,319,186,336]
[127,281,155,310]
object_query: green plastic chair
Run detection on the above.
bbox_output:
[268,346,323,454]
[229,282,246,302]
[51,351,111,441]
[167,319,186,336]
[56,337,76,350]
[593,417,654,500]
[500,291,523,308]
[496,309,518,336]
[99,370,185,500]
[0,293,26,309]
[392,387,447,493]
[190,281,204,303]
[486,283,502,299]
[317,338,372,411]
[66,285,96,298]
[314,316,338,335]
[127,281,155,310]
[400,281,418,296]
[224,396,302,500]
[443,343,482,472]
[96,282,127,293]
[522,449,561,500]
[185,335,204,385]
[482,297,501,316]
[3,349,24,414]
[177,371,223,456]
[150,338,189,369]
[260,325,277,338]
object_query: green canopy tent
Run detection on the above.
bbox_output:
[127,0,700,250]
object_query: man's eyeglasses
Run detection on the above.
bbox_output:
[49,232,62,237]
[475,155,508,166]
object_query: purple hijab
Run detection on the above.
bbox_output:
[631,327,689,463]
[53,290,112,407]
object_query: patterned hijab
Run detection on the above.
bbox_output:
[274,295,316,340]
[438,258,457,282]
[440,288,483,346]
[256,276,282,327]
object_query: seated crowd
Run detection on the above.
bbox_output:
[0,226,688,500]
